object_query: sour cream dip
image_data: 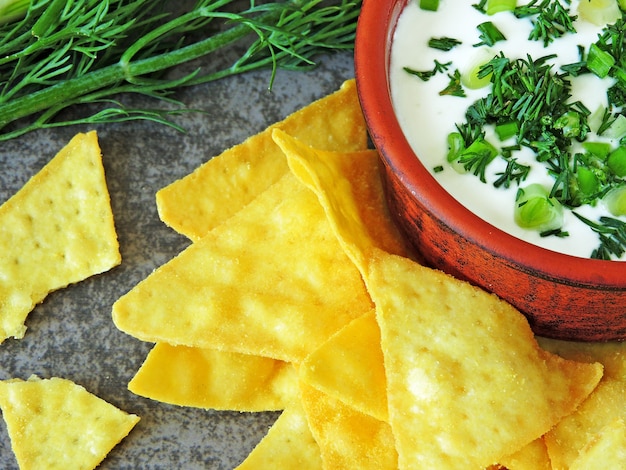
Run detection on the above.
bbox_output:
[389,0,625,259]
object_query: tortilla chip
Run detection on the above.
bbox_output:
[272,129,407,276]
[0,376,139,470]
[569,419,626,470]
[113,173,372,362]
[235,399,322,470]
[299,381,398,470]
[128,343,298,411]
[538,338,626,469]
[299,310,388,421]
[0,131,120,342]
[496,438,552,470]
[366,249,603,469]
[156,79,367,241]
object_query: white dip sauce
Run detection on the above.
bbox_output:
[389,0,626,259]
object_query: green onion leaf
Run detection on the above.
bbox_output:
[514,184,564,232]
[607,146,626,176]
[486,0,517,15]
[474,21,507,47]
[419,0,440,11]
[603,186,626,216]
[587,43,615,78]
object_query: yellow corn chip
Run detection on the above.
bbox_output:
[0,376,139,470]
[113,173,372,362]
[366,249,603,469]
[129,342,298,411]
[272,129,407,276]
[496,438,552,470]
[538,338,626,469]
[235,399,322,470]
[299,381,398,470]
[156,79,367,241]
[569,419,626,470]
[299,310,388,422]
[0,131,120,342]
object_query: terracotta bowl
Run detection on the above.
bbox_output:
[354,0,626,341]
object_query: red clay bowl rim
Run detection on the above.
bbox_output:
[355,0,626,289]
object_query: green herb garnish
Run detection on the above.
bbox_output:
[514,0,577,46]
[404,60,452,81]
[573,213,626,260]
[439,69,467,97]
[0,0,361,141]
[428,36,462,51]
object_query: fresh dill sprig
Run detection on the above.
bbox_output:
[573,213,626,260]
[440,69,466,97]
[0,0,361,141]
[493,158,531,189]
[514,0,577,47]
[404,60,452,81]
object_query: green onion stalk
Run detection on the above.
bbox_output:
[0,0,29,25]
[0,0,361,141]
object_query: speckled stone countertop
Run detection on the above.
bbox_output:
[0,50,356,469]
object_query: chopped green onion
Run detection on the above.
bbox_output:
[603,186,626,216]
[461,48,495,89]
[457,138,499,182]
[474,21,507,47]
[577,0,621,26]
[607,146,626,176]
[604,114,626,139]
[554,111,583,138]
[495,121,519,140]
[576,167,600,196]
[446,132,467,173]
[582,141,612,159]
[587,43,615,78]
[514,184,564,232]
[486,0,517,15]
[420,0,440,11]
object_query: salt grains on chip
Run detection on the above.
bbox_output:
[538,337,626,469]
[113,172,372,362]
[156,79,367,241]
[129,343,298,412]
[0,376,139,470]
[235,398,322,470]
[365,248,603,469]
[0,131,120,343]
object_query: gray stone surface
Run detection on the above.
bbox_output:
[0,51,356,469]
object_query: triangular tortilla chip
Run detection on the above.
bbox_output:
[495,438,552,470]
[569,419,626,470]
[156,79,367,241]
[0,376,139,469]
[129,343,298,411]
[0,131,120,342]
[299,381,398,470]
[235,399,322,470]
[272,128,408,276]
[538,338,626,469]
[366,249,603,469]
[299,310,388,421]
[113,173,372,362]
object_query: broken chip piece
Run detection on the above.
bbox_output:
[0,376,139,470]
[0,131,120,343]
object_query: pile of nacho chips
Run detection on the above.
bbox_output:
[113,80,626,468]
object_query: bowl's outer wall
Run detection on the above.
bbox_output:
[356,0,626,341]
